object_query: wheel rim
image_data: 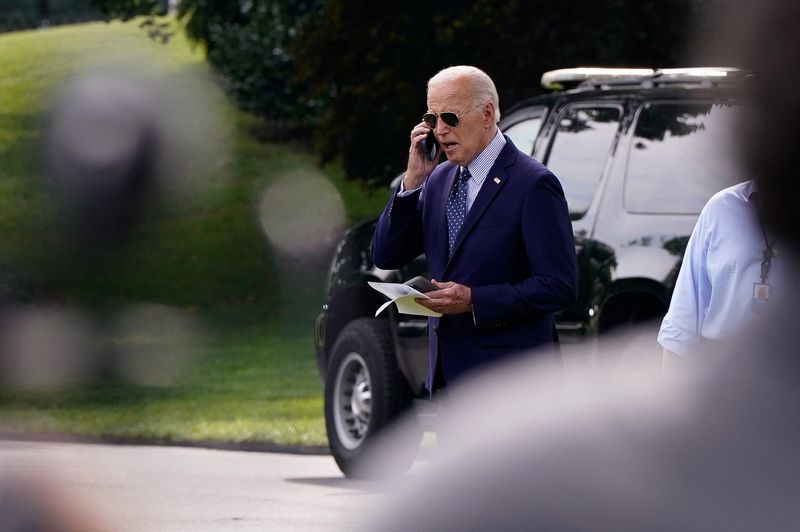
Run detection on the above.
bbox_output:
[332,351,372,451]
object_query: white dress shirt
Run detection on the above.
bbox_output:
[657,180,785,358]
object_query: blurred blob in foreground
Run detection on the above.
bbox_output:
[369,317,800,530]
[0,476,107,532]
[0,304,201,390]
[113,304,202,387]
[258,169,346,264]
[44,62,228,248]
[5,60,221,390]
[699,0,800,243]
[0,306,95,390]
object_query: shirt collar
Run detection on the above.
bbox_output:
[743,179,758,201]
[463,129,506,184]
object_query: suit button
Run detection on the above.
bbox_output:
[433,326,439,334]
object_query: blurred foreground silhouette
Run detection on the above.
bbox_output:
[0,61,226,392]
[365,1,800,529]
[0,56,228,529]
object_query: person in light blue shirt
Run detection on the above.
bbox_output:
[658,179,784,367]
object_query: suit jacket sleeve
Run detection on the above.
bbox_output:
[471,173,578,325]
[372,186,425,269]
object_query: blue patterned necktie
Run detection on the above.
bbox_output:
[446,167,471,258]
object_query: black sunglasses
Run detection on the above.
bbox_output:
[422,104,481,129]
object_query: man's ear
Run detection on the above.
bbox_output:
[483,102,495,127]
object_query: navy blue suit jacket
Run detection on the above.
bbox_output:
[373,137,578,389]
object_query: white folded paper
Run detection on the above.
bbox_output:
[368,281,443,317]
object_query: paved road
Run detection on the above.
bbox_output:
[0,329,662,531]
[0,440,398,531]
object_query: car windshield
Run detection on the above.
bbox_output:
[503,110,546,156]
[624,102,746,214]
[545,105,622,219]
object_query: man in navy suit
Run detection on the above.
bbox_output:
[373,65,578,391]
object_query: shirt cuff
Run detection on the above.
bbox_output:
[397,174,422,197]
[657,322,699,359]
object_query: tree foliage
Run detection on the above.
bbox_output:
[1,0,102,32]
[178,0,324,130]
[294,0,703,183]
[88,0,161,19]
[89,0,709,183]
[89,0,324,134]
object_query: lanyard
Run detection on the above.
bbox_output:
[754,194,777,284]
[759,226,777,284]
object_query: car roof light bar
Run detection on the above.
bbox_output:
[643,67,746,88]
[541,67,746,91]
[654,67,741,78]
[541,67,655,90]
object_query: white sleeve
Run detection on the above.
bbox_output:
[657,207,713,358]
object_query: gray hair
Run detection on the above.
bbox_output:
[428,66,501,123]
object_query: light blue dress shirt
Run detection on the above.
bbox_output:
[399,129,506,211]
[461,129,506,210]
[657,180,785,358]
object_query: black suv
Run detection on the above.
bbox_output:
[315,67,748,476]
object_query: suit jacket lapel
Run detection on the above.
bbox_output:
[448,140,518,263]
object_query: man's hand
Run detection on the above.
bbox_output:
[416,279,472,315]
[405,122,439,190]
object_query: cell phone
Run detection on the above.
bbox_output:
[422,130,439,161]
[404,276,437,293]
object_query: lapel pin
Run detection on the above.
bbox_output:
[493,177,501,184]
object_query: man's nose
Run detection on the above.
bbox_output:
[435,118,450,136]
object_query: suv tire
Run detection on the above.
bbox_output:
[324,318,421,477]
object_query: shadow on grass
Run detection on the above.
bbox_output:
[0,379,186,409]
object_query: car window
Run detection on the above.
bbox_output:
[545,105,622,219]
[624,102,745,214]
[503,112,545,155]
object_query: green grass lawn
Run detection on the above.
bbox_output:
[0,328,326,446]
[0,20,389,447]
